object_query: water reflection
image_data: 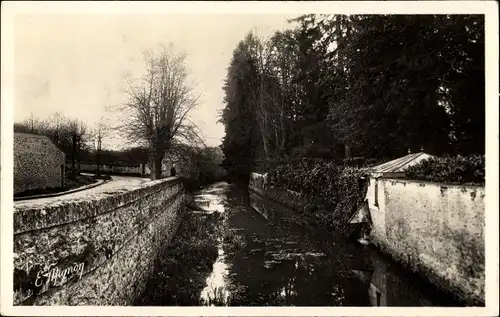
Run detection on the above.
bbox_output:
[192,182,460,307]
[194,184,231,305]
[194,192,226,214]
[200,241,230,306]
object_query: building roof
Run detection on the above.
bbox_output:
[369,152,434,174]
[14,132,52,139]
[14,132,65,158]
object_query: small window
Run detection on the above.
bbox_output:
[374,180,379,207]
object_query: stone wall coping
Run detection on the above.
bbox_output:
[381,177,485,190]
[14,177,182,234]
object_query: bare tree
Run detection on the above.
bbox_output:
[116,43,202,180]
[15,113,91,178]
[47,112,68,147]
[246,31,292,164]
[244,32,272,163]
[14,113,51,135]
[90,117,110,176]
[66,119,89,179]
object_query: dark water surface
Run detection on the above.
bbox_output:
[174,182,461,306]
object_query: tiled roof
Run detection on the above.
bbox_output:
[369,152,434,174]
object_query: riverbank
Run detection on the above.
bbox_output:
[134,191,245,306]
[133,206,219,305]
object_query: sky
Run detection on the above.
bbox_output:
[14,13,296,149]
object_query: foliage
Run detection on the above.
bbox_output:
[90,118,111,176]
[219,36,261,180]
[195,146,227,186]
[179,145,228,191]
[15,114,154,172]
[268,158,369,233]
[135,199,246,306]
[220,14,485,179]
[322,15,484,157]
[404,155,485,185]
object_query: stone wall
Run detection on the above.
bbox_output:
[13,177,185,305]
[14,133,65,194]
[367,178,485,305]
[250,186,305,213]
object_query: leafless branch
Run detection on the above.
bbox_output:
[111,42,202,179]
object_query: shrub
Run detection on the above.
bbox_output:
[404,155,485,185]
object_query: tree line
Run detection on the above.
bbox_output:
[220,14,484,180]
[14,113,103,178]
[14,112,152,174]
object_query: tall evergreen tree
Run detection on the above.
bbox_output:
[220,36,261,179]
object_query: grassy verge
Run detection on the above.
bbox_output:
[134,207,221,306]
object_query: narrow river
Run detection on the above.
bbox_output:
[139,181,462,306]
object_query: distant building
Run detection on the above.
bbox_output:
[14,132,65,194]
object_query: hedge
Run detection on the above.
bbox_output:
[404,155,485,185]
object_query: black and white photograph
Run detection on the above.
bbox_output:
[1,1,498,316]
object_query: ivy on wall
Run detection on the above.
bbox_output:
[267,158,369,234]
[404,155,485,185]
